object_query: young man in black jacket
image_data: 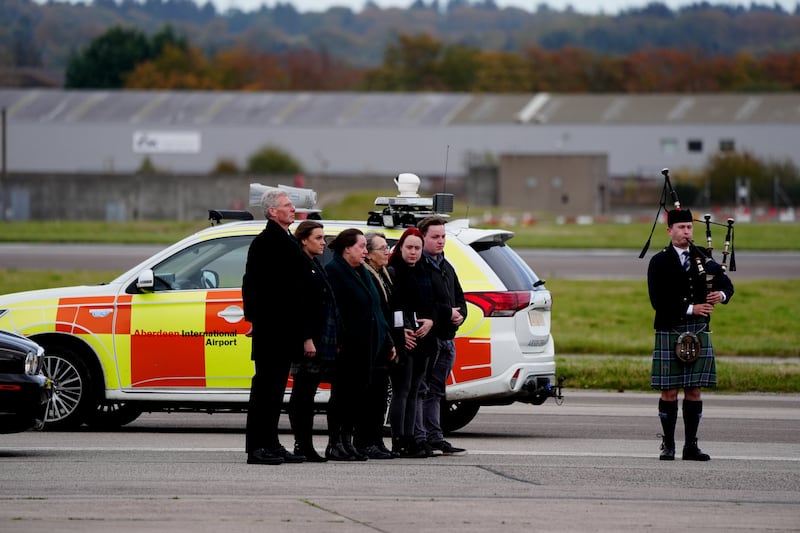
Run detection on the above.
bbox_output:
[414,216,468,456]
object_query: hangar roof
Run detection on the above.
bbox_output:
[1,89,798,126]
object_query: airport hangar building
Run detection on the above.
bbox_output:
[0,89,798,219]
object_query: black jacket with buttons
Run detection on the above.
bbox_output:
[647,244,734,331]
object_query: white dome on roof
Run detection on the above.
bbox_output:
[395,172,421,197]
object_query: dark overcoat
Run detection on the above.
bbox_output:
[242,220,313,360]
[325,254,393,384]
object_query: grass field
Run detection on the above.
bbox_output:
[1,192,798,393]
[2,271,797,393]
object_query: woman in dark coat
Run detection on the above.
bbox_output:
[324,228,396,461]
[358,231,399,459]
[288,220,340,462]
[387,227,436,458]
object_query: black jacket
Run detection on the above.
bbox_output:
[419,252,467,340]
[241,220,313,357]
[647,244,734,331]
[325,254,393,382]
[389,258,437,358]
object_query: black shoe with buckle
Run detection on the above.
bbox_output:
[247,447,284,465]
[429,440,467,456]
[270,445,305,463]
[682,438,711,461]
[658,434,675,461]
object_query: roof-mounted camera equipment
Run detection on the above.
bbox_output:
[367,173,454,228]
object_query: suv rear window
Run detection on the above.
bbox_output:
[473,243,545,292]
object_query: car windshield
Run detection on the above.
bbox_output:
[472,242,544,292]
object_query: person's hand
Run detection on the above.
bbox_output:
[303,338,316,358]
[404,328,417,351]
[388,346,397,362]
[415,318,433,338]
[692,303,714,317]
[451,308,464,326]
[706,291,724,305]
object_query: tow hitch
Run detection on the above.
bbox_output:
[522,375,565,406]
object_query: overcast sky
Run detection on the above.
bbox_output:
[213,0,798,14]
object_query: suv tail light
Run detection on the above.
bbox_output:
[465,291,531,317]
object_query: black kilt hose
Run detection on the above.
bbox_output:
[651,316,716,390]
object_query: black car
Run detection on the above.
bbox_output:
[0,329,51,433]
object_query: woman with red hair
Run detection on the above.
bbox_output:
[387,227,436,458]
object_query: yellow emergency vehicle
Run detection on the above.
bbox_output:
[0,178,559,431]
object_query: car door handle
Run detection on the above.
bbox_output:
[217,305,244,324]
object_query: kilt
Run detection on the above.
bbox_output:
[651,317,717,390]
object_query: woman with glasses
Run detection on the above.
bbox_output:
[355,231,399,459]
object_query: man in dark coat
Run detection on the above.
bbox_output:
[647,208,734,461]
[242,189,311,465]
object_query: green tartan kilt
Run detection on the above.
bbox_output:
[651,318,717,390]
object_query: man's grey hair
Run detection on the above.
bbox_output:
[364,231,387,252]
[260,189,288,219]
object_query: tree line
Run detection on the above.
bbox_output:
[64,26,800,92]
[2,0,800,74]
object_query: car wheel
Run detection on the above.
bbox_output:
[87,403,143,430]
[441,400,480,434]
[41,344,96,430]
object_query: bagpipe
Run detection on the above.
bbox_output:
[640,168,736,281]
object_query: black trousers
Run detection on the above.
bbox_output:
[245,334,293,453]
[329,363,369,441]
[288,370,331,446]
[355,366,390,448]
[388,352,428,439]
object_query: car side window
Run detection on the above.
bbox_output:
[150,235,254,291]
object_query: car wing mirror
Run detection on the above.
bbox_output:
[201,270,219,289]
[137,269,155,291]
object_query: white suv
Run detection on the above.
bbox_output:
[0,181,559,432]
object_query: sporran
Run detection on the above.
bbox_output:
[675,331,702,364]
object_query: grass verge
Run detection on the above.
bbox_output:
[557,355,800,393]
[2,217,799,251]
[1,271,798,394]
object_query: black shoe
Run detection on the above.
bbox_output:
[401,441,430,458]
[295,443,327,463]
[360,444,394,460]
[269,445,305,463]
[325,443,356,461]
[429,440,466,456]
[682,439,711,461]
[658,434,675,461]
[247,448,284,465]
[342,441,368,461]
[376,441,400,458]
